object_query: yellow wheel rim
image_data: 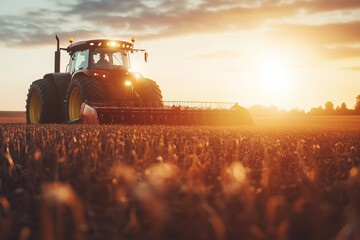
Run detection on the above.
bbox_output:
[69,87,82,121]
[29,92,41,123]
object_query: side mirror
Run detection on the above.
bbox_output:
[145,52,148,62]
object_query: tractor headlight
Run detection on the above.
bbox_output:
[134,73,141,80]
[130,72,143,80]
[109,42,116,47]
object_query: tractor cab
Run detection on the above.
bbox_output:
[64,39,146,75]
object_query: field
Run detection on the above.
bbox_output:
[1,121,360,240]
[254,116,360,129]
[0,112,26,124]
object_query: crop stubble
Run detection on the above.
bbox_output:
[0,124,360,240]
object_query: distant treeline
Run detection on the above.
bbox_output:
[249,95,360,117]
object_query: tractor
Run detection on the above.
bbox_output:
[26,36,253,126]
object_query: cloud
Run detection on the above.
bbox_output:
[319,46,360,60]
[1,0,360,49]
[65,0,148,16]
[267,21,360,60]
[296,0,360,13]
[0,15,52,47]
[339,66,360,71]
[0,14,100,48]
[0,11,103,47]
[270,21,360,46]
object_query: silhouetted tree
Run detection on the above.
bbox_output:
[289,108,306,116]
[340,102,347,110]
[248,105,306,117]
[335,102,350,115]
[340,102,349,115]
[249,95,360,116]
[325,101,335,115]
[248,105,281,117]
[309,106,324,116]
[355,95,360,114]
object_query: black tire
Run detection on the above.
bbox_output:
[25,79,62,123]
[137,78,163,107]
[65,75,104,122]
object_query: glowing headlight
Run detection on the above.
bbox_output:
[125,81,132,86]
[134,73,141,79]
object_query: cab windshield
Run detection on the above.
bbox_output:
[90,48,130,70]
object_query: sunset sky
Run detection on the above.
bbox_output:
[1,0,360,111]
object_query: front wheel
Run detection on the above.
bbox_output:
[65,75,104,122]
[136,78,163,107]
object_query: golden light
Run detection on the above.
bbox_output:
[125,80,132,86]
[110,42,116,47]
[258,56,289,94]
[222,162,247,195]
[226,162,246,183]
[145,163,179,187]
[134,73,141,79]
[350,167,358,178]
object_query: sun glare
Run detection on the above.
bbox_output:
[258,57,289,94]
[246,49,295,107]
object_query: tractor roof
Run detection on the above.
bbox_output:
[66,39,134,53]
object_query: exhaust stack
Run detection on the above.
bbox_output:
[54,35,60,73]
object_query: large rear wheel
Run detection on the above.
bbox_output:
[65,75,104,122]
[26,79,62,123]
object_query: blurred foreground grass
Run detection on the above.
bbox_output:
[1,124,360,240]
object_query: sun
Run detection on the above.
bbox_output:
[258,57,289,94]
